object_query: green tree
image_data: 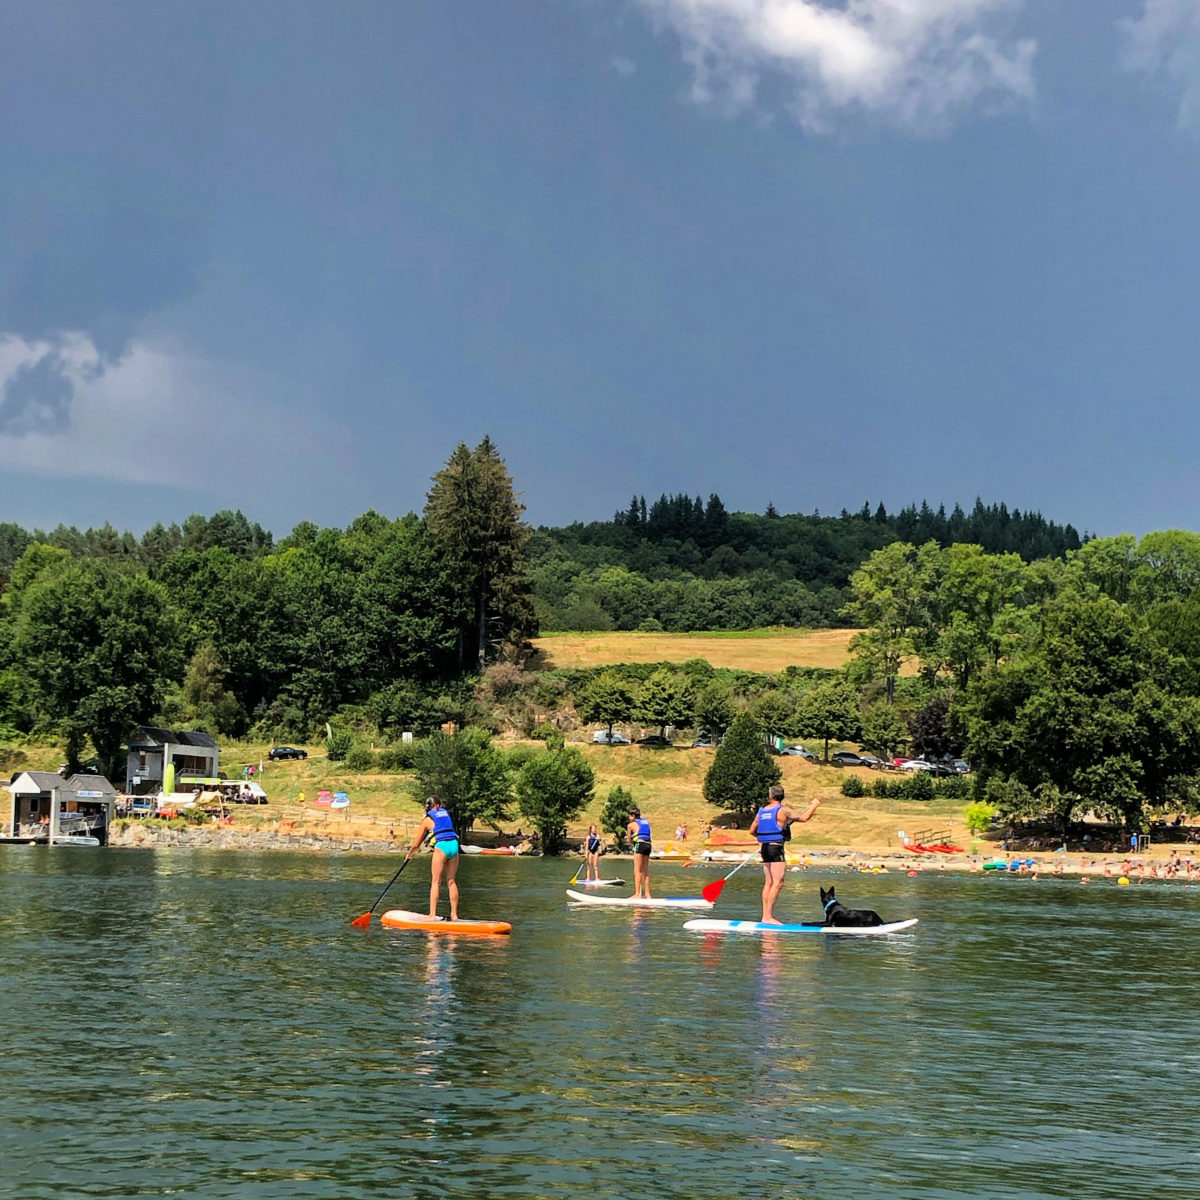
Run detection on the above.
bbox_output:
[425,437,536,672]
[176,643,244,736]
[409,727,513,831]
[693,680,736,739]
[576,670,635,739]
[515,744,596,854]
[958,596,1200,832]
[635,667,694,738]
[843,541,928,704]
[859,702,909,761]
[602,784,635,850]
[796,681,861,761]
[702,711,781,819]
[13,559,181,776]
[750,689,798,740]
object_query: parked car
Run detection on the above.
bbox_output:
[831,751,871,767]
[636,735,672,748]
[856,753,883,768]
[268,745,308,761]
[899,758,932,772]
[592,730,631,745]
[781,744,818,760]
[952,759,971,774]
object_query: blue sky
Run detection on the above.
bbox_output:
[2,0,1199,538]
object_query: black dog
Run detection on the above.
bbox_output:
[820,885,882,927]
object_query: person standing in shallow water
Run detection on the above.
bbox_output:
[407,796,460,920]
[749,785,821,924]
[627,807,653,899]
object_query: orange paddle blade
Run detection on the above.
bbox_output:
[701,879,725,903]
[350,912,373,928]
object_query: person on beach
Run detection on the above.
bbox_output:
[407,796,460,921]
[627,807,653,899]
[749,785,822,924]
[585,823,603,882]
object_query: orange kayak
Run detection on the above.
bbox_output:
[380,909,512,936]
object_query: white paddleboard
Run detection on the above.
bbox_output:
[566,889,712,909]
[570,878,625,887]
[683,917,919,936]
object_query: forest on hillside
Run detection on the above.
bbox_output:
[530,494,1084,630]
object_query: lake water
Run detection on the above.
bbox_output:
[2,847,1199,1199]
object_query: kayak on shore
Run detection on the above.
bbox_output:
[683,917,919,936]
[380,909,512,936]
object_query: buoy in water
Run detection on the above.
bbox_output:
[1118,876,1130,886]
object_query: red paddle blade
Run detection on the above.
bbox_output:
[350,912,372,928]
[701,879,725,903]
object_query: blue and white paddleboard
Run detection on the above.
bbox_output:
[683,917,919,936]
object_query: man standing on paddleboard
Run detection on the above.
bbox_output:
[407,797,461,921]
[749,785,821,924]
[627,807,653,899]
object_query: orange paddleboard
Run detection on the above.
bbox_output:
[380,909,512,936]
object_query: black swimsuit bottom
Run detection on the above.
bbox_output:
[760,842,785,863]
[634,841,652,856]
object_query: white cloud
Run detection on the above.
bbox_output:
[612,54,638,76]
[1122,0,1200,128]
[0,331,348,492]
[633,0,1036,131]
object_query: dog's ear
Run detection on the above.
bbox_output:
[827,885,836,899]
[820,886,830,903]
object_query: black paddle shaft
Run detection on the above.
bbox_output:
[365,856,412,916]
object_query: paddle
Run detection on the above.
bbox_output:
[351,855,413,927]
[701,849,759,903]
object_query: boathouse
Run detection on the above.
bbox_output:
[3,771,117,844]
[126,727,220,794]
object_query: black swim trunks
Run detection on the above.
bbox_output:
[634,841,652,857]
[760,842,785,864]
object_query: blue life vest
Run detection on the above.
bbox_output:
[429,807,457,843]
[755,803,785,844]
[587,833,601,853]
[633,817,651,842]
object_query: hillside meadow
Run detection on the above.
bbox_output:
[11,736,973,856]
[528,627,921,675]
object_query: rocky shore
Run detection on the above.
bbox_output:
[108,821,398,855]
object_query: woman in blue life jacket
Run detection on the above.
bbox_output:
[626,806,653,899]
[749,785,821,923]
[407,796,461,921]
[584,823,603,882]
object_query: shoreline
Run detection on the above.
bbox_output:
[98,823,1200,882]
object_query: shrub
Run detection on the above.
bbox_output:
[870,776,894,799]
[900,771,935,801]
[344,746,377,772]
[964,800,999,836]
[0,747,28,771]
[933,776,969,800]
[378,742,419,771]
[326,730,354,762]
[840,774,865,797]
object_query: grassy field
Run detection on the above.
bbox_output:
[7,736,972,855]
[529,627,872,672]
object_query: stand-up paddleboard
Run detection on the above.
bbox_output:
[566,889,712,909]
[683,917,918,935]
[571,878,625,887]
[380,909,512,935]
